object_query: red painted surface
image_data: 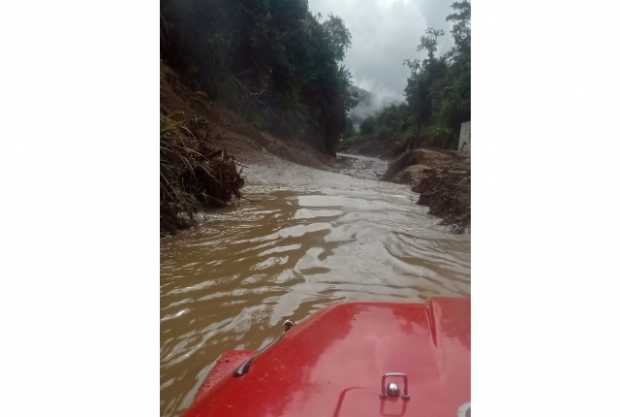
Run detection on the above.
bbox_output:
[193,350,254,405]
[184,297,470,417]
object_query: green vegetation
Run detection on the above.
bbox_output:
[344,1,470,151]
[359,103,409,138]
[161,0,354,154]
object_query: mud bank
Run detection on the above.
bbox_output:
[384,149,470,232]
[160,64,244,234]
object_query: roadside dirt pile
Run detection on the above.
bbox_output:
[161,63,244,234]
[384,148,470,232]
[413,156,470,233]
[382,149,453,183]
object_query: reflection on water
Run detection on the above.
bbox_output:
[160,158,470,417]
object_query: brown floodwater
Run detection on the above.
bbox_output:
[160,154,470,417]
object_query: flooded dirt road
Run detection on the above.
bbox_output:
[160,153,470,417]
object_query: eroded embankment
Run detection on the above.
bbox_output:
[383,148,471,232]
[160,63,244,234]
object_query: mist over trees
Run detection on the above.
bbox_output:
[161,0,354,153]
[346,0,470,151]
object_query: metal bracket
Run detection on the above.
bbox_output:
[283,319,296,332]
[380,372,410,400]
[234,319,296,377]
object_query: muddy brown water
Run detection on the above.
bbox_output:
[160,154,470,417]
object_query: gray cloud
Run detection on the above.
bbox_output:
[309,0,455,107]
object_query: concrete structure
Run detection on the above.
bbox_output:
[458,121,470,153]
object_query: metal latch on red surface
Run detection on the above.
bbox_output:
[380,372,410,400]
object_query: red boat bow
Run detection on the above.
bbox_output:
[184,297,470,417]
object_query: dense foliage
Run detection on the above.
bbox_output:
[346,1,470,151]
[161,0,353,153]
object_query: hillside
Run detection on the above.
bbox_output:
[160,62,341,234]
[161,0,353,155]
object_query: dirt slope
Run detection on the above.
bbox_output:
[384,148,470,232]
[160,63,244,233]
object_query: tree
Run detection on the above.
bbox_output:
[447,1,471,55]
[321,15,352,62]
[404,28,445,133]
[417,28,445,62]
[360,116,376,136]
[356,0,470,150]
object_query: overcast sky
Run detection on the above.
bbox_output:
[309,0,454,107]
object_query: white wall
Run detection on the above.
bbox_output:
[458,121,471,152]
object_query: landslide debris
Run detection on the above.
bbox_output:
[160,63,244,234]
[413,157,470,233]
[384,148,470,232]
